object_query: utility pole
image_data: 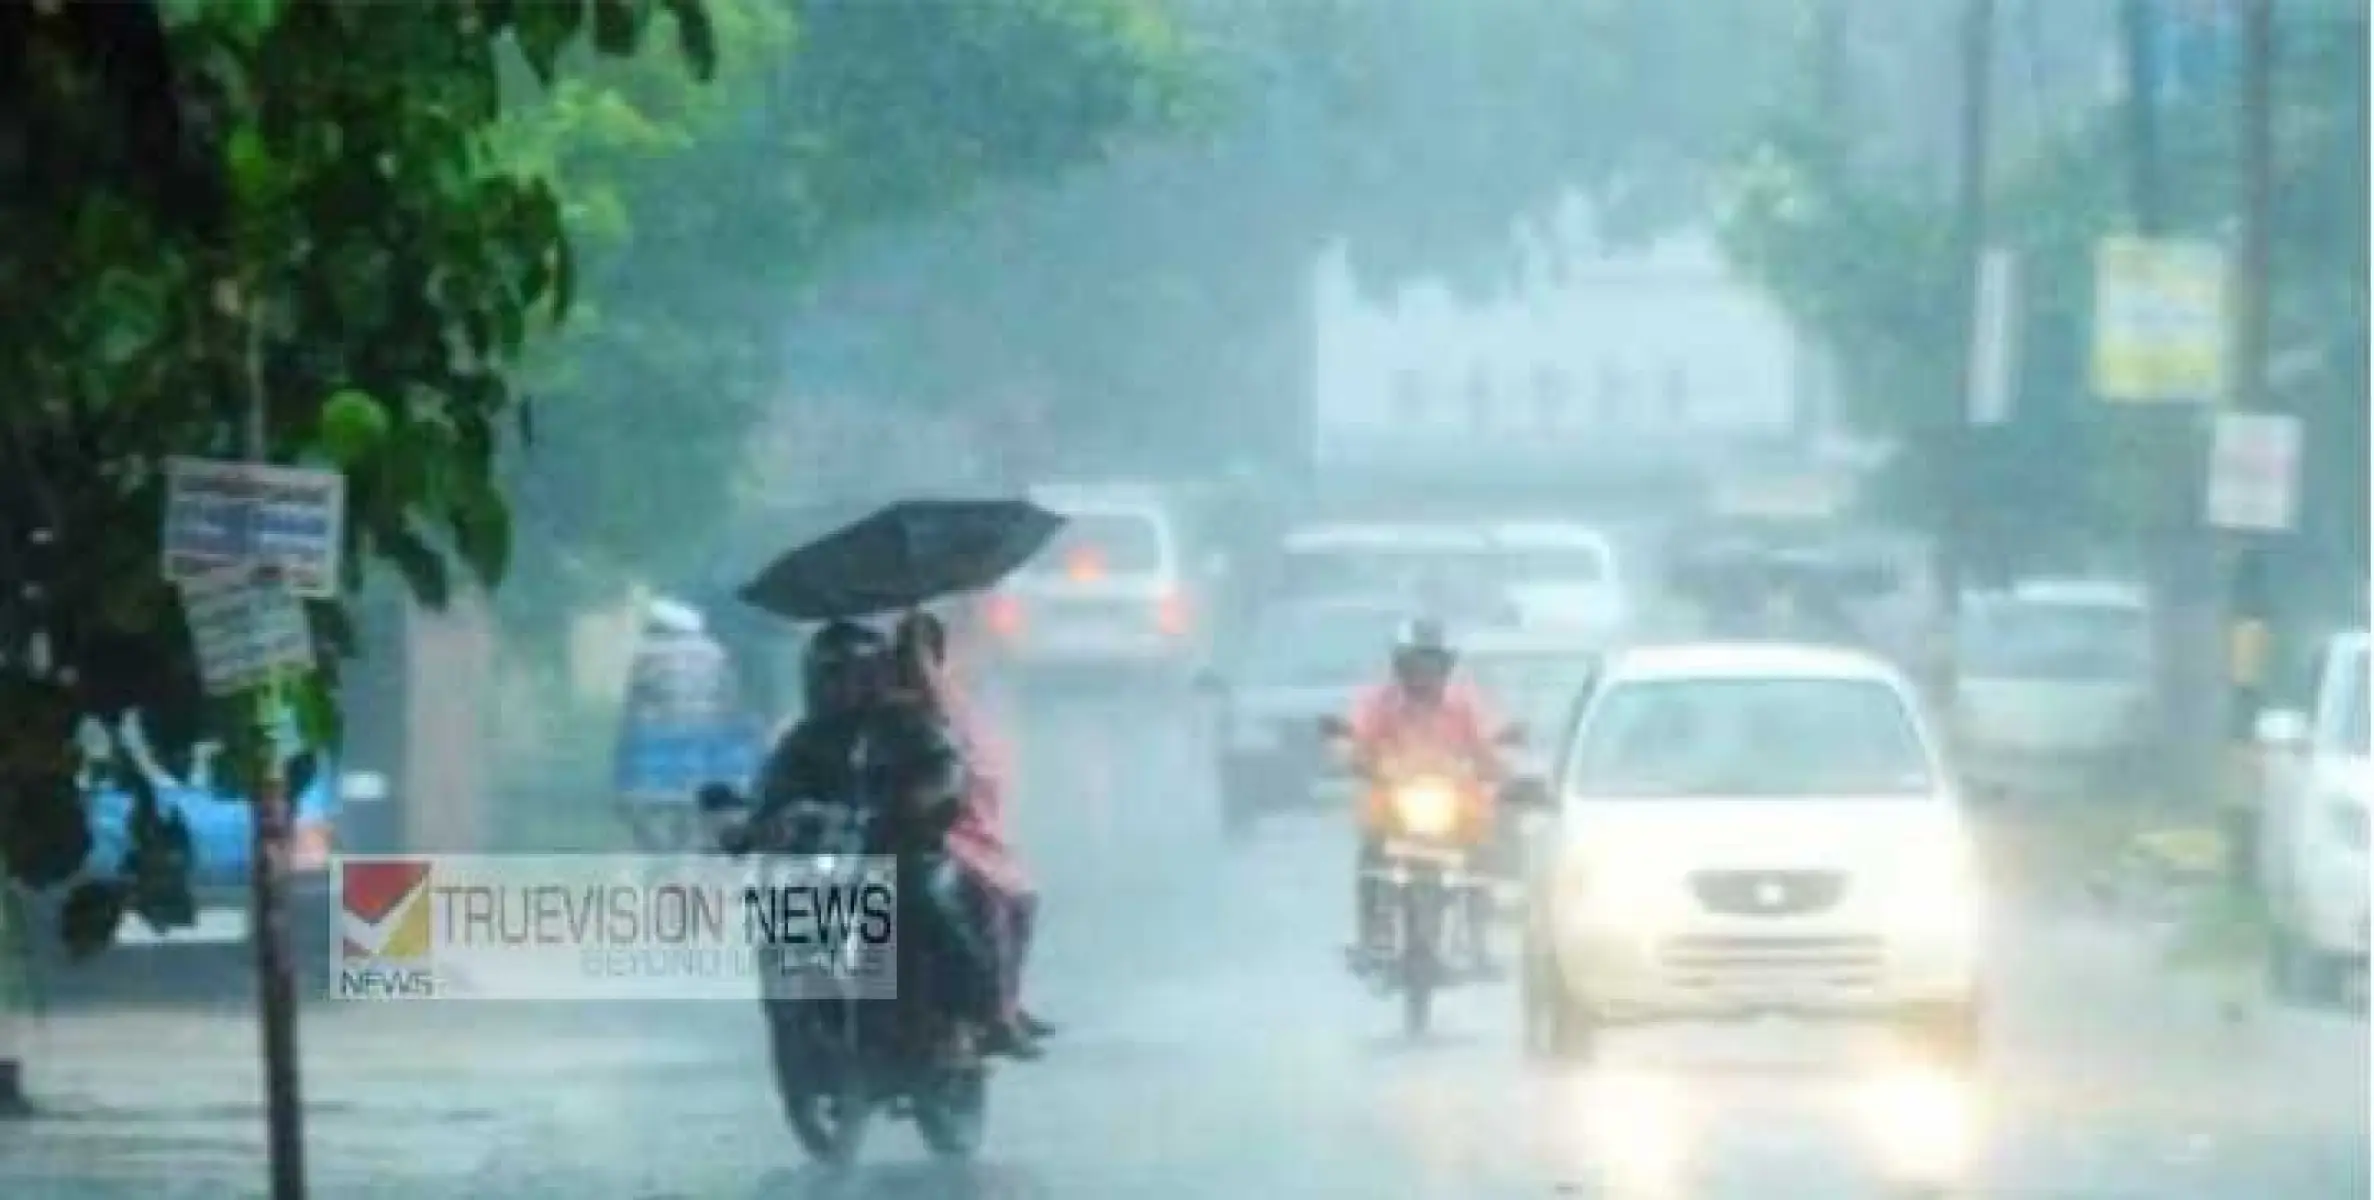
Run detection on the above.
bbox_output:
[2121,0,2165,236]
[2222,0,2276,895]
[239,294,308,1200]
[1937,0,1996,706]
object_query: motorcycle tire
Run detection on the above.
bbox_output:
[772,1008,872,1167]
[1401,876,1442,1038]
[911,1068,989,1160]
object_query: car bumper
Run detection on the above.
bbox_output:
[2289,854,2371,958]
[1552,915,1978,1020]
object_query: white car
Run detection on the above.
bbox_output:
[2256,629,2370,1006]
[982,487,1199,671]
[1486,521,1630,642]
[1521,642,1984,1063]
[1952,580,2154,792]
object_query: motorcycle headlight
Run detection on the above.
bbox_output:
[1394,779,1461,838]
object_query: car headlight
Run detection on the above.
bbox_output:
[1393,779,1461,838]
[2326,796,2368,852]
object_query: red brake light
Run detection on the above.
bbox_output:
[1156,590,1190,636]
[986,594,1024,637]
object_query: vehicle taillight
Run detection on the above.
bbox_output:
[986,594,1025,637]
[1156,590,1190,636]
[291,819,334,873]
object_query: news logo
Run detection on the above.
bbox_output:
[327,855,899,1002]
[335,857,437,999]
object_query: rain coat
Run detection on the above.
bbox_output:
[1345,677,1508,836]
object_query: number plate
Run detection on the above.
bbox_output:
[1382,839,1464,865]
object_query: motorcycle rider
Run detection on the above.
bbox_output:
[1338,617,1511,974]
[736,619,1007,1062]
[891,609,1048,1059]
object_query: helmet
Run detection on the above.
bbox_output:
[802,620,892,715]
[1390,616,1455,697]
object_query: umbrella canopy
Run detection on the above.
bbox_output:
[735,497,1065,622]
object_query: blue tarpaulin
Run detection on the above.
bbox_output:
[613,617,764,804]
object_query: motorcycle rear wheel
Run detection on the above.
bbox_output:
[911,1069,989,1159]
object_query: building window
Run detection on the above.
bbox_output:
[1662,362,1691,425]
[1597,363,1633,427]
[1393,368,1426,422]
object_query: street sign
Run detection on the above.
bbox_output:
[2205,411,2302,533]
[1967,248,2020,426]
[2092,236,2229,403]
[181,565,316,696]
[163,458,346,597]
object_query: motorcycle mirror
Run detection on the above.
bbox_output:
[1495,723,1528,748]
[1190,668,1228,695]
[1316,714,1351,739]
[695,782,748,814]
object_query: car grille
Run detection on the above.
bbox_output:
[1689,869,1847,917]
[1658,934,1885,987]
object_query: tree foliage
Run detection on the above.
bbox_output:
[1720,3,2367,593]
[0,0,708,953]
[742,0,1809,478]
[492,0,1203,612]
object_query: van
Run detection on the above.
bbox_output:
[983,487,1197,671]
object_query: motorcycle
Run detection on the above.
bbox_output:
[1317,719,1547,1036]
[697,782,990,1166]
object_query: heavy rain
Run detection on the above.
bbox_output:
[0,1,2367,1197]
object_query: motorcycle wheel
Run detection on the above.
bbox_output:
[772,1009,872,1167]
[1401,877,1441,1038]
[911,1068,989,1160]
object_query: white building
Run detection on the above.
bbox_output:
[1309,194,1830,481]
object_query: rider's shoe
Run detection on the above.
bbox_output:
[983,1018,1044,1061]
[1019,1011,1058,1038]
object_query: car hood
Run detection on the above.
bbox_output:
[1561,796,1968,872]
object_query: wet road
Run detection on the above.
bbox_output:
[2,681,2366,1198]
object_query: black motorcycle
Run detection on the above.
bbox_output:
[698,782,990,1166]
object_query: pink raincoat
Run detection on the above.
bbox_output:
[935,681,1034,899]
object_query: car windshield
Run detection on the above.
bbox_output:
[1241,607,1402,686]
[1568,676,1935,798]
[1020,511,1166,578]
[1958,599,2151,682]
[1508,548,1607,584]
[1465,651,1599,731]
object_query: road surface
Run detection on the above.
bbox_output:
[1,682,2364,1198]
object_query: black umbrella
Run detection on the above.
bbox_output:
[735,497,1066,622]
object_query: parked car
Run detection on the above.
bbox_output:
[2255,628,2370,1007]
[1198,595,1409,836]
[1951,580,2154,797]
[982,485,1200,675]
[1521,642,1984,1065]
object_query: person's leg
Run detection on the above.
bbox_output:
[1354,832,1387,956]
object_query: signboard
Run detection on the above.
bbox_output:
[2092,236,2229,403]
[2205,411,2302,533]
[163,458,346,596]
[1967,249,2019,426]
[180,565,316,696]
